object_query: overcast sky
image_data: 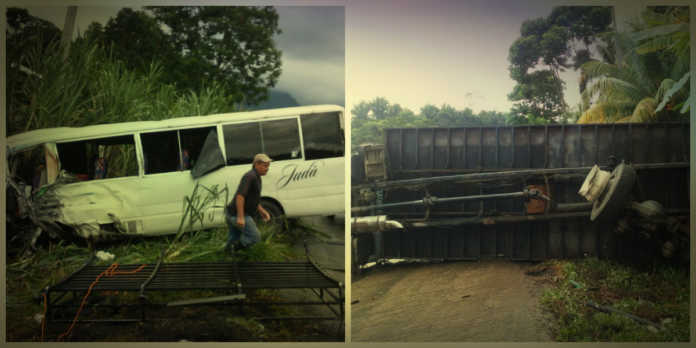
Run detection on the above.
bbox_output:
[346,0,653,115]
[22,5,345,107]
[274,6,345,106]
[12,0,677,116]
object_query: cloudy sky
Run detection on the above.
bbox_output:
[12,0,674,116]
[21,5,345,107]
[347,0,651,115]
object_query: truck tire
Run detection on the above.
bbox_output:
[590,161,637,222]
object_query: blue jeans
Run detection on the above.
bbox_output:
[225,214,261,248]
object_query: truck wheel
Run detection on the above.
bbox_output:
[590,161,637,222]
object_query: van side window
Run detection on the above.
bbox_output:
[179,126,216,170]
[191,128,225,178]
[223,122,262,165]
[141,126,218,174]
[141,131,179,174]
[261,119,301,161]
[301,112,344,159]
[57,135,137,180]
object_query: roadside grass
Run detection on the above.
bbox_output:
[539,257,689,342]
[5,219,323,341]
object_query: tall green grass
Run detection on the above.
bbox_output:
[9,38,240,137]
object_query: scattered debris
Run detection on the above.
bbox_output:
[568,278,664,332]
[586,300,664,332]
[95,251,115,262]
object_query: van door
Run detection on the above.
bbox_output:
[139,126,227,236]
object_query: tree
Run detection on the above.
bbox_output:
[84,8,175,77]
[631,6,690,114]
[6,8,62,134]
[508,6,613,122]
[146,6,283,105]
[578,34,658,123]
[420,104,439,120]
[351,98,510,150]
[578,7,689,123]
[507,70,568,121]
[351,97,418,149]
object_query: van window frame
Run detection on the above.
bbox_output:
[139,124,221,176]
[299,111,344,160]
[220,115,304,166]
[56,133,140,183]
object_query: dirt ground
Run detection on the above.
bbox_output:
[351,259,553,342]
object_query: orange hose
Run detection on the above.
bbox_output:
[55,263,147,341]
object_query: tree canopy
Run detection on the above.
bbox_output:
[5,7,271,136]
[83,6,283,106]
[508,6,613,122]
[351,98,509,150]
[578,6,689,123]
[147,6,282,105]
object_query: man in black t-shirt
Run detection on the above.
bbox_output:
[224,153,272,253]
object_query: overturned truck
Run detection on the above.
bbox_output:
[351,123,690,269]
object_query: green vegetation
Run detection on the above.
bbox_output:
[507,6,614,122]
[7,35,240,136]
[5,222,318,340]
[5,183,323,341]
[539,258,689,342]
[6,6,282,137]
[88,6,282,104]
[351,97,510,150]
[578,7,690,123]
[506,6,689,124]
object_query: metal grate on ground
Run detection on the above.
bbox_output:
[43,259,345,341]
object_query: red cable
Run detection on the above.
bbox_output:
[53,263,147,341]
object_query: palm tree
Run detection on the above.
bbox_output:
[632,7,690,114]
[577,32,661,123]
[577,7,689,123]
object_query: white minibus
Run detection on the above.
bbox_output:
[6,105,345,239]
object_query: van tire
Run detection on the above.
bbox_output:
[258,200,283,223]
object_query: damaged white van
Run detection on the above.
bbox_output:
[6,105,345,243]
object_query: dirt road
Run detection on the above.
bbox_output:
[351,259,552,342]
